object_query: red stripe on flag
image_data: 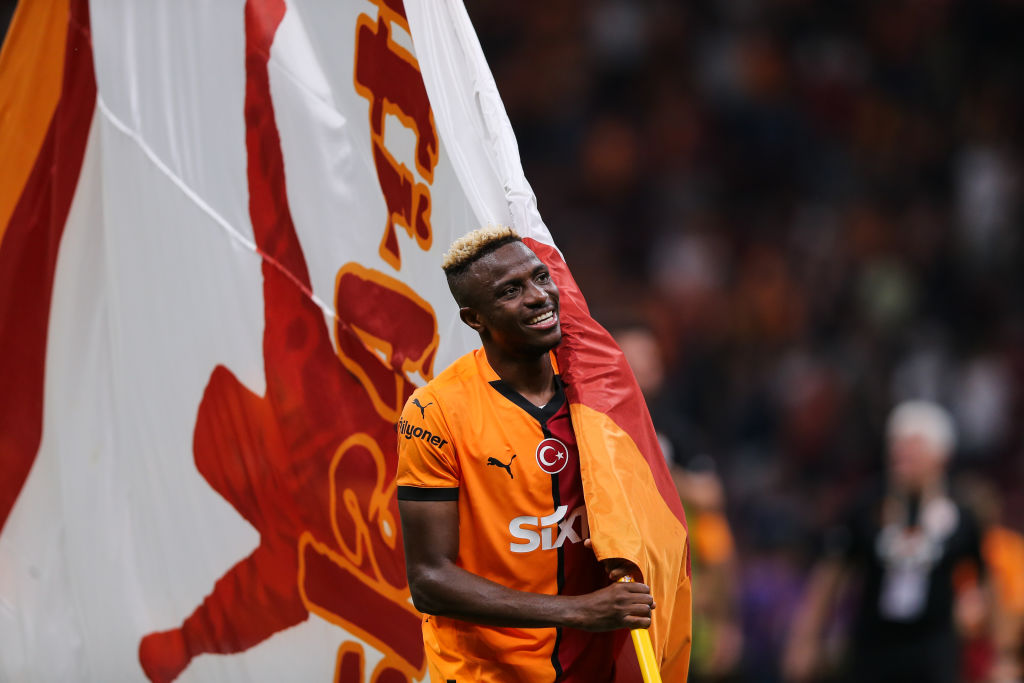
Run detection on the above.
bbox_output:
[139,2,425,680]
[524,238,687,528]
[0,0,96,533]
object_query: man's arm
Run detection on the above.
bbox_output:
[399,499,654,631]
[782,558,847,683]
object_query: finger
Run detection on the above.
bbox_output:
[616,599,649,613]
[621,589,653,602]
[608,567,632,581]
[627,603,653,617]
[624,582,650,594]
[624,615,652,629]
[610,565,643,582]
[584,538,593,550]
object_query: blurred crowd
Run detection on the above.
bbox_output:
[466,0,1024,680]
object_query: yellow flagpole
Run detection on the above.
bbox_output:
[618,576,662,683]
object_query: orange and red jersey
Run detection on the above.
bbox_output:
[984,525,1024,618]
[397,348,626,682]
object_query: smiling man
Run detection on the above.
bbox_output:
[396,226,653,682]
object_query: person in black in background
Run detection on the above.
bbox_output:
[783,401,988,683]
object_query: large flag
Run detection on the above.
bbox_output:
[0,0,690,681]
[407,5,692,679]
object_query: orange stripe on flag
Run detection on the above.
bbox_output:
[0,0,70,244]
[571,405,693,681]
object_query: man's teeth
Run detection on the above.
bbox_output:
[528,311,555,325]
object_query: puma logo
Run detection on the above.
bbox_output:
[487,454,516,479]
[411,398,433,419]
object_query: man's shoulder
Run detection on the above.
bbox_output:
[416,348,485,404]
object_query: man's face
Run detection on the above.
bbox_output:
[461,242,561,357]
[888,432,944,490]
[616,329,665,398]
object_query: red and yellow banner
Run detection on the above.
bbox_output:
[0,1,689,681]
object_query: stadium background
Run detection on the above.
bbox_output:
[2,1,1021,680]
[463,2,1024,680]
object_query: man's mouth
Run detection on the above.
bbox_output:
[525,309,558,330]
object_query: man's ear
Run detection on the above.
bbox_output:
[459,306,485,332]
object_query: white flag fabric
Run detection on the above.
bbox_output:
[0,1,690,681]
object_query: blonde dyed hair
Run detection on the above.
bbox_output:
[441,225,521,273]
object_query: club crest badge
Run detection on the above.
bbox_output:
[535,437,569,475]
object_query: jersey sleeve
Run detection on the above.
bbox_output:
[396,388,460,501]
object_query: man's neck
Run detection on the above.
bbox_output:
[483,344,556,408]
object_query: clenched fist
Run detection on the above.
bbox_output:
[569,581,655,631]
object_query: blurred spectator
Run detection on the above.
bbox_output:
[782,401,988,683]
[955,475,1024,683]
[738,499,807,683]
[681,459,745,683]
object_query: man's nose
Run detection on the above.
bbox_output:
[524,281,548,305]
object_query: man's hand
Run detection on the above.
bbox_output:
[570,580,655,631]
[400,500,655,631]
[575,538,655,630]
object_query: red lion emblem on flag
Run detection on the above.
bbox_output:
[139,1,439,681]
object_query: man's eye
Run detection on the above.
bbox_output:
[502,287,518,297]
[536,272,550,283]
